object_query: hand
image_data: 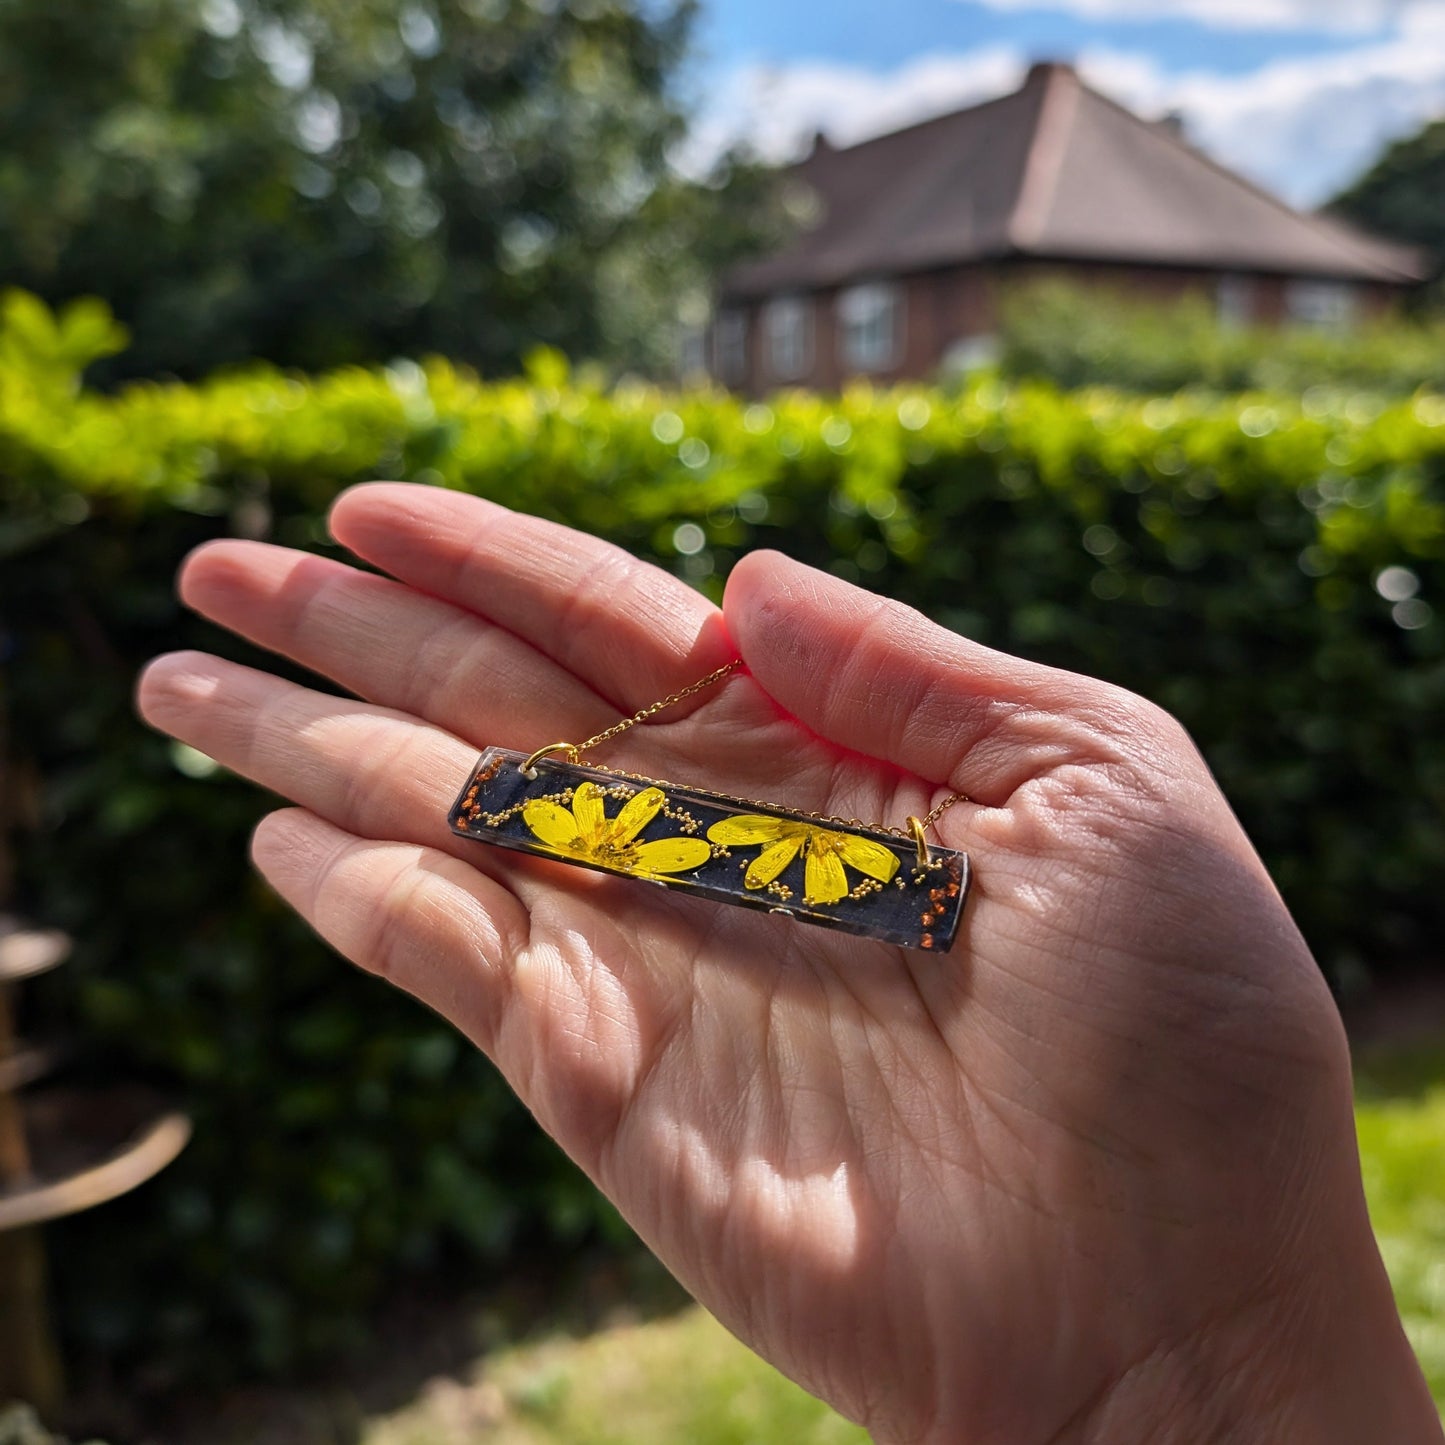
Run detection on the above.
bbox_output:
[139,483,1438,1444]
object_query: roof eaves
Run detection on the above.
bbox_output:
[1001,244,1418,282]
[719,242,1022,301]
[1296,213,1431,284]
[1072,80,1431,284]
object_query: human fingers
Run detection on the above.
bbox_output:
[176,540,860,824]
[179,540,621,749]
[251,808,526,1054]
[248,809,664,1153]
[137,650,534,893]
[328,483,735,714]
[724,549,1181,807]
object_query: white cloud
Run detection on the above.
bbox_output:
[684,29,1445,206]
[1077,37,1445,202]
[674,46,1027,175]
[968,0,1441,36]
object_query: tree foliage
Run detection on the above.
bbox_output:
[0,0,782,382]
[1331,117,1445,290]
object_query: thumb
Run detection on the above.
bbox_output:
[723,550,1126,804]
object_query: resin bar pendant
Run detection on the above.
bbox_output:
[449,748,971,952]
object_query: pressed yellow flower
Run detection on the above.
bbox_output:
[523,782,711,879]
[706,815,900,905]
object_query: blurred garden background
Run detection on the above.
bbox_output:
[0,0,1444,1440]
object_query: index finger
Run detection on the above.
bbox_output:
[329,483,735,717]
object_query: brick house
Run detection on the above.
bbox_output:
[707,61,1426,393]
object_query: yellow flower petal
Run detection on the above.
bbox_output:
[571,782,607,843]
[708,815,802,847]
[744,835,803,889]
[610,787,666,845]
[631,838,713,876]
[804,844,849,905]
[523,799,581,850]
[834,834,901,884]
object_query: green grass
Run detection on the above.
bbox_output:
[363,1306,868,1445]
[1357,1044,1445,1407]
[359,1043,1445,1444]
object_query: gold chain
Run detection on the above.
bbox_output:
[521,660,970,850]
[573,660,746,755]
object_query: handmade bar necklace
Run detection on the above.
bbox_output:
[448,661,972,952]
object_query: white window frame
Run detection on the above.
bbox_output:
[1286,280,1357,331]
[764,294,813,382]
[712,309,748,385]
[941,333,1001,376]
[838,280,903,373]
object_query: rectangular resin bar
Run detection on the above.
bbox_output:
[448,747,970,952]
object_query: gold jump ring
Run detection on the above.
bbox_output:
[907,815,930,868]
[520,742,581,777]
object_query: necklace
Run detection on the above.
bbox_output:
[448,661,972,952]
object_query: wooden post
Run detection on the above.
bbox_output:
[0,986,31,1182]
[0,685,64,1414]
[0,1227,62,1412]
[0,665,189,1418]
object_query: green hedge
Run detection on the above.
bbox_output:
[3,293,1443,1384]
[999,280,1445,395]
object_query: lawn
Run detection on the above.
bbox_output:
[63,1036,1445,1445]
[1355,1043,1445,1405]
[363,1307,868,1445]
[352,1042,1445,1445]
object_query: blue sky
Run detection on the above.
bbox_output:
[684,0,1445,206]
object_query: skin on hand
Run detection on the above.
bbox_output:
[137,482,1440,1445]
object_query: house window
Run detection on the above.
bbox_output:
[1216,274,1254,329]
[1287,280,1357,330]
[839,281,902,372]
[764,295,812,381]
[713,310,748,385]
[941,333,1001,376]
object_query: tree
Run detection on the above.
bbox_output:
[0,0,783,380]
[1330,116,1445,295]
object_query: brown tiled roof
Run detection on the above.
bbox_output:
[723,62,1426,299]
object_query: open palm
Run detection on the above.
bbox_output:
[139,483,1426,1444]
